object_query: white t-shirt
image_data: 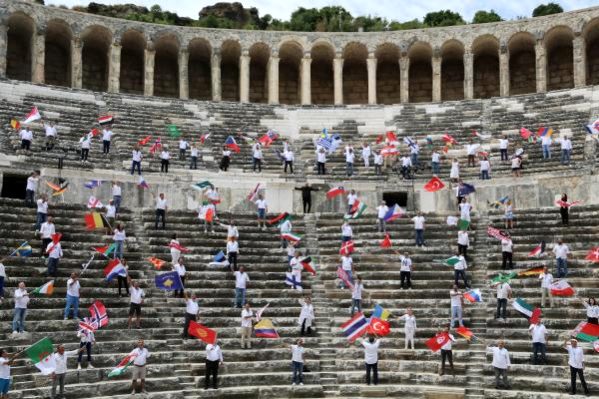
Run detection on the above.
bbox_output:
[459,203,472,221]
[106,205,116,218]
[102,129,113,141]
[511,157,521,168]
[174,263,186,277]
[432,152,440,163]
[316,151,327,163]
[227,240,239,253]
[191,148,199,157]
[458,231,469,246]
[45,125,57,137]
[501,239,513,253]
[400,256,412,272]
[130,287,144,304]
[40,222,55,239]
[179,140,188,150]
[341,256,353,271]
[401,156,412,167]
[156,198,167,210]
[441,334,456,350]
[342,224,352,237]
[499,139,508,149]
[46,242,62,259]
[66,279,80,297]
[539,272,553,289]
[186,299,199,315]
[553,244,569,259]
[14,288,29,309]
[347,194,357,206]
[496,283,511,299]
[541,136,552,146]
[489,347,511,369]
[291,344,304,363]
[0,357,10,379]
[255,199,267,210]
[241,309,253,327]
[480,160,490,171]
[252,146,263,159]
[112,185,122,196]
[160,151,170,160]
[20,129,33,141]
[0,263,5,278]
[374,154,383,165]
[400,314,417,331]
[529,324,547,343]
[131,347,149,366]
[361,339,380,364]
[132,150,142,162]
[362,146,371,158]
[454,256,467,270]
[113,229,126,241]
[567,345,584,369]
[284,150,294,162]
[346,152,355,163]
[235,271,250,289]
[450,291,462,307]
[377,205,389,219]
[466,144,478,155]
[37,199,48,214]
[412,216,425,230]
[26,176,38,191]
[352,283,363,299]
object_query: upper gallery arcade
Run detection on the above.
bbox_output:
[1,0,599,105]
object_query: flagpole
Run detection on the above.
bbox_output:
[0,241,29,263]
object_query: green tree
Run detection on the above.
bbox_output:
[532,2,564,17]
[472,10,502,24]
[289,7,321,31]
[388,19,425,31]
[423,10,465,27]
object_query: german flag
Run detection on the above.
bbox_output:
[517,266,544,277]
[84,212,109,230]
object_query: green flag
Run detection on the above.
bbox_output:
[491,272,517,284]
[26,337,56,375]
[167,124,181,138]
[444,256,461,266]
[191,181,213,191]
[458,219,470,231]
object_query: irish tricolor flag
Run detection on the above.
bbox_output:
[21,107,41,124]
[108,352,137,378]
[32,280,54,296]
[26,337,56,375]
[513,298,541,324]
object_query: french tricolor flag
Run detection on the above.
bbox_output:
[21,107,41,124]
[341,312,369,342]
[103,259,126,282]
[383,204,405,222]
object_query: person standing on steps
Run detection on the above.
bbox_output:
[46,237,63,278]
[398,251,413,289]
[553,238,570,278]
[439,325,456,376]
[25,171,39,207]
[102,125,113,155]
[131,145,143,176]
[112,223,126,260]
[487,339,511,390]
[43,120,58,151]
[234,266,250,308]
[351,276,365,316]
[580,298,599,324]
[227,236,239,272]
[220,146,232,171]
[111,181,122,216]
[345,146,355,177]
[295,183,319,214]
[254,194,268,230]
[130,339,150,395]
[204,341,223,390]
[12,282,29,335]
[431,148,441,176]
[376,200,389,233]
[457,230,469,258]
[491,280,511,321]
[169,233,181,265]
[80,133,91,163]
[117,259,129,297]
[240,303,254,349]
[76,327,95,370]
[51,344,84,399]
[290,339,305,386]
[453,252,470,289]
[154,192,167,230]
[341,220,353,244]
[283,146,294,174]
[252,142,263,173]
[399,308,417,350]
[39,216,55,258]
[178,138,188,160]
[449,285,464,328]
[298,296,315,336]
[0,349,16,399]
[160,146,170,173]
[63,272,80,320]
[128,278,144,329]
[563,338,590,396]
[539,266,554,308]
[182,291,200,339]
[499,136,509,162]
[173,257,186,298]
[339,253,354,289]
[190,143,199,169]
[35,194,48,233]
[501,234,513,270]
[504,200,515,229]
[361,335,380,386]
[529,319,548,365]
[373,150,383,176]
[346,190,357,214]
[362,142,371,168]
[559,193,570,225]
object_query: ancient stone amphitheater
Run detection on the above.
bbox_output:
[1,0,599,398]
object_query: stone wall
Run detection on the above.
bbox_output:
[249,62,267,103]
[441,59,464,101]
[81,46,107,91]
[473,55,500,98]
[311,60,334,104]
[6,30,31,81]
[409,61,432,103]
[153,52,178,98]
[509,50,536,95]
[119,47,144,94]
[342,61,368,104]
[589,42,599,85]
[279,61,299,105]
[221,63,239,101]
[377,62,401,104]
[547,46,574,90]
[44,41,69,87]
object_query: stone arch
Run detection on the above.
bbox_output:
[472,34,500,99]
[583,18,599,85]
[221,39,240,102]
[375,43,401,104]
[440,39,464,101]
[80,24,112,91]
[310,41,335,105]
[6,12,35,81]
[120,29,146,94]
[44,18,71,87]
[544,25,574,90]
[508,32,536,95]
[153,33,180,98]
[279,40,303,104]
[249,42,269,103]
[408,41,433,103]
[188,38,212,100]
[343,42,368,104]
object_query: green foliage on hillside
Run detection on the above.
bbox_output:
[532,2,564,17]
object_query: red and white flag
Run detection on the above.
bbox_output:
[380,233,392,249]
[21,107,41,124]
[87,196,103,209]
[340,240,355,255]
[247,183,261,202]
[585,246,599,263]
[423,176,445,192]
[168,241,190,253]
[550,280,575,297]
[326,186,345,200]
[200,133,211,144]
[441,134,457,145]
[425,332,451,352]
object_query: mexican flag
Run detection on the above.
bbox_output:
[108,352,137,378]
[26,337,56,375]
[31,280,54,296]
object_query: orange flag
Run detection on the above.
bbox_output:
[148,257,166,270]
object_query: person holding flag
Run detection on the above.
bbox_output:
[453,251,470,288]
[127,279,145,329]
[112,223,126,260]
[511,153,522,177]
[204,341,223,390]
[346,190,358,214]
[316,147,327,175]
[539,266,554,308]
[51,344,85,399]
[117,258,129,297]
[252,142,263,172]
[450,158,460,183]
[173,257,187,298]
[46,237,63,278]
[131,145,143,175]
[559,193,570,225]
[220,146,232,171]
[63,273,80,320]
[219,219,239,241]
[234,266,250,308]
[19,125,33,152]
[0,349,16,398]
[12,282,29,335]
[279,217,292,249]
[76,327,95,370]
[227,236,239,272]
[373,150,383,175]
[340,254,354,289]
[487,339,511,390]
[563,338,590,396]
[43,120,57,151]
[102,125,113,155]
[169,233,182,265]
[439,325,456,376]
[298,297,315,336]
[580,298,599,324]
[458,198,472,223]
[501,233,513,270]
[240,303,254,349]
[399,308,417,350]
[182,292,200,339]
[105,200,116,235]
[399,252,413,289]
[376,200,389,233]
[35,194,48,232]
[360,335,380,385]
[39,216,55,258]
[449,285,464,328]
[529,319,548,365]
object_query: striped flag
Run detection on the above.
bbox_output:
[341,312,369,342]
[517,266,544,277]
[326,186,346,200]
[550,280,575,296]
[573,321,599,342]
[98,115,113,126]
[337,267,353,290]
[281,232,301,242]
[513,298,541,324]
[455,326,478,342]
[84,212,109,230]
[108,352,136,378]
[537,127,553,137]
[463,289,482,303]
[585,119,599,135]
[528,242,546,258]
[21,107,41,124]
[31,280,54,296]
[344,201,367,219]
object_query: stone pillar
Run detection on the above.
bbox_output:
[300,53,312,105]
[267,52,279,104]
[499,45,510,97]
[71,38,83,89]
[239,51,250,103]
[178,49,189,99]
[0,26,7,78]
[108,42,122,93]
[535,40,547,93]
[573,34,587,87]
[367,53,377,105]
[463,50,473,100]
[333,54,344,105]
[144,46,155,97]
[211,49,222,101]
[32,30,46,84]
[432,49,441,102]
[399,54,409,103]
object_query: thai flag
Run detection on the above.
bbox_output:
[89,300,109,328]
[225,136,240,153]
[104,259,126,282]
[383,204,405,222]
[98,115,113,126]
[341,312,369,342]
[21,107,41,124]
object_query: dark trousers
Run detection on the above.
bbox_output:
[532,342,546,364]
[25,189,35,206]
[400,271,412,289]
[47,257,59,277]
[458,244,468,257]
[496,298,507,319]
[0,276,4,297]
[21,139,31,150]
[161,159,169,173]
[502,251,513,269]
[78,341,92,363]
[35,212,47,230]
[317,162,326,175]
[570,366,589,394]
[292,361,304,384]
[205,360,219,389]
[155,209,166,229]
[41,238,52,257]
[183,313,196,338]
[560,208,569,225]
[365,362,378,385]
[301,319,312,336]
[500,149,508,161]
[228,252,238,271]
[454,270,469,288]
[179,149,186,160]
[131,161,141,175]
[117,275,129,296]
[190,156,198,169]
[302,199,311,213]
[468,155,475,167]
[175,276,185,297]
[441,349,453,372]
[81,148,89,161]
[103,140,110,154]
[284,161,293,173]
[374,165,382,175]
[253,158,262,172]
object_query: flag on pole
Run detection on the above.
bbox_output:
[247,183,261,202]
[585,119,599,135]
[281,232,302,243]
[200,132,211,144]
[341,312,369,342]
[188,320,217,344]
[148,257,166,270]
[517,266,544,277]
[208,251,229,268]
[439,256,461,266]
[168,241,190,253]
[11,241,32,257]
[337,267,354,290]
[425,332,451,352]
[89,300,109,328]
[403,136,416,149]
[25,337,56,375]
[31,280,54,296]
[138,176,149,189]
[93,243,116,258]
[103,259,127,282]
[528,242,546,258]
[380,233,392,249]
[78,318,97,334]
[254,319,279,338]
[537,127,553,137]
[367,318,391,336]
[457,219,470,231]
[455,326,478,342]
[10,119,20,130]
[326,186,346,200]
[258,130,278,147]
[108,352,136,378]
[371,304,391,321]
[383,205,405,222]
[491,272,517,284]
[340,240,355,255]
[380,145,399,157]
[225,136,240,153]
[385,131,399,145]
[155,271,184,291]
[84,212,109,230]
[98,115,113,126]
[423,176,445,192]
[191,180,213,192]
[255,303,270,321]
[149,138,162,154]
[550,280,575,296]
[21,107,41,124]
[463,289,482,303]
[487,226,509,241]
[520,127,533,140]
[268,212,290,225]
[441,134,457,145]
[457,183,476,197]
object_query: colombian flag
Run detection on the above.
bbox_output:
[84,212,109,230]
[254,319,279,338]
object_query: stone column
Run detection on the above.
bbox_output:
[367,53,377,105]
[267,52,279,104]
[143,45,155,97]
[300,53,312,105]
[178,49,189,99]
[432,49,441,102]
[108,42,122,93]
[239,50,250,103]
[0,26,7,78]
[499,45,510,97]
[573,34,586,87]
[211,49,222,101]
[333,54,344,105]
[71,37,83,89]
[463,50,473,100]
[399,54,409,103]
[535,40,547,93]
[32,29,46,84]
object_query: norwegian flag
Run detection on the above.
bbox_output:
[87,196,103,209]
[89,300,109,329]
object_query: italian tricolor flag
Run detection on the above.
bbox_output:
[32,280,54,296]
[108,352,137,378]
[26,337,56,375]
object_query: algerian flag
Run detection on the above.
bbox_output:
[31,280,54,296]
[512,298,534,318]
[491,272,517,284]
[108,352,137,378]
[457,219,470,231]
[26,337,56,375]
[440,256,460,266]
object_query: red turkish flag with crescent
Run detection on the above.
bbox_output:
[585,247,599,263]
[423,176,445,192]
[425,332,450,352]
[367,318,391,336]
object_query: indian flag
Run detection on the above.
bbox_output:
[32,280,54,296]
[108,352,137,378]
[26,337,56,375]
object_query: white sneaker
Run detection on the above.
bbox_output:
[299,382,304,386]
[292,383,296,386]
[77,364,82,370]
[88,364,94,369]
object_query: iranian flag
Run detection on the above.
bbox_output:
[26,337,56,375]
[512,298,541,324]
[31,280,54,296]
[21,107,41,124]
[108,352,137,378]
